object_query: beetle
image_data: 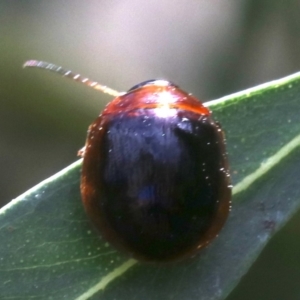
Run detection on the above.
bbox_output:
[24,60,231,262]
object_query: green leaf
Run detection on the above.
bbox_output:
[1,72,300,300]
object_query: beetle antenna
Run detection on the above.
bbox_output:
[23,60,121,97]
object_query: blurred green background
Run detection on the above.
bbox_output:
[1,1,300,299]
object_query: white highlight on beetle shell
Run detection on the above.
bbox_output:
[154,91,177,118]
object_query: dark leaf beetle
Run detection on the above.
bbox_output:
[24,60,231,262]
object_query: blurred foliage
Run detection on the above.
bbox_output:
[1,1,300,299]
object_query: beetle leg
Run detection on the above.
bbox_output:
[78,146,86,157]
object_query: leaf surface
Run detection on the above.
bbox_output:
[1,73,300,300]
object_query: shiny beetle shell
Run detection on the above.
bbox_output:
[81,80,231,262]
